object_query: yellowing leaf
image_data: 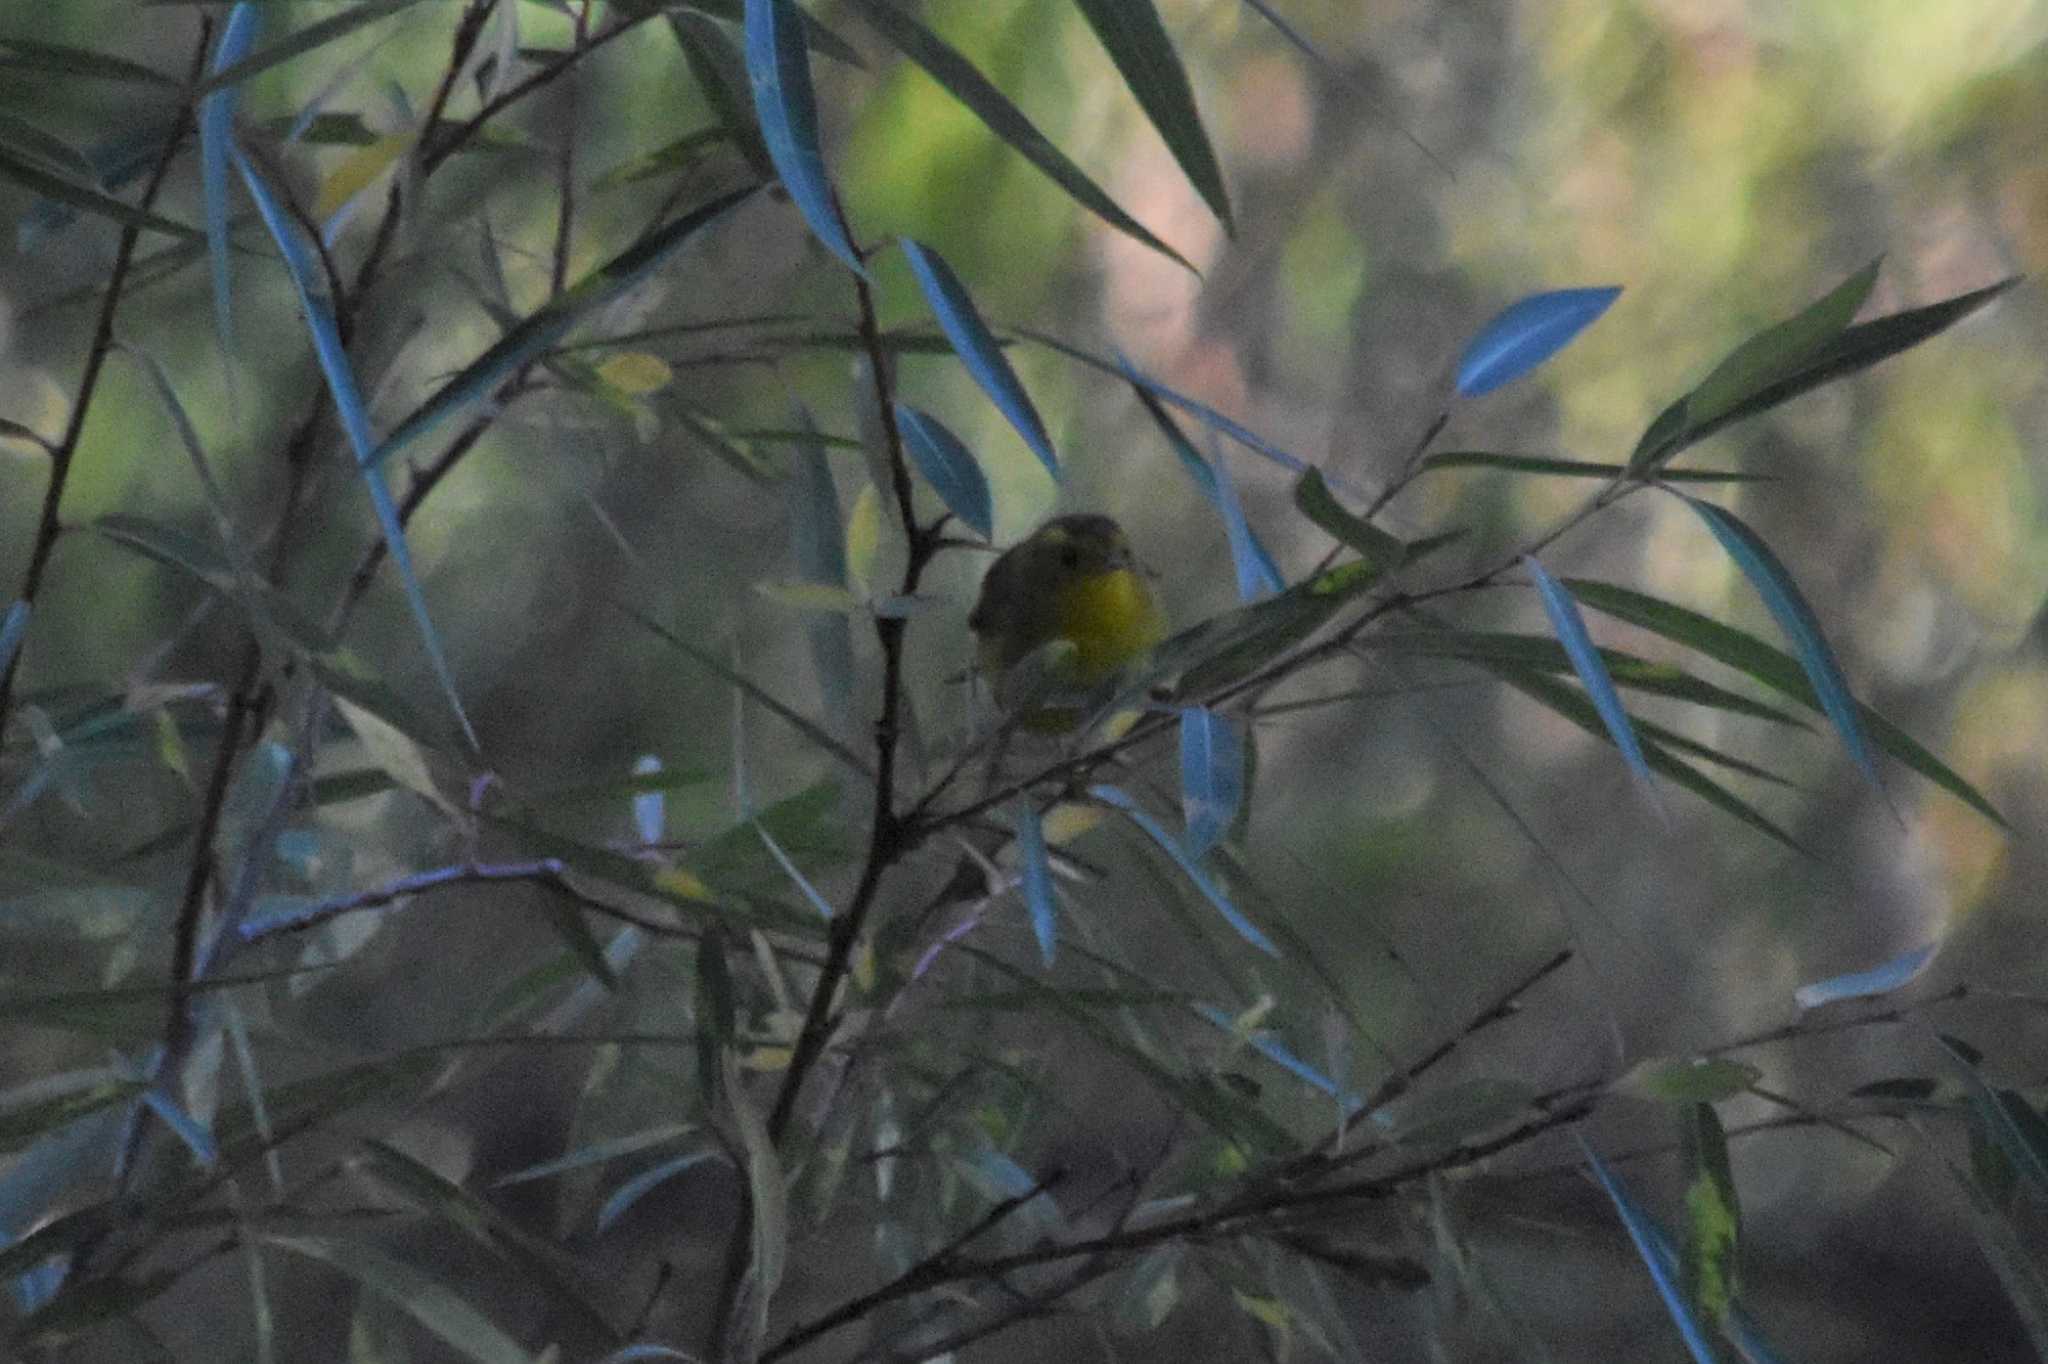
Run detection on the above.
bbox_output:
[741,1045,793,1072]
[845,481,882,599]
[652,866,715,902]
[314,132,413,221]
[753,580,863,614]
[1232,1290,1293,1332]
[1040,802,1105,845]
[594,351,674,396]
[852,936,876,994]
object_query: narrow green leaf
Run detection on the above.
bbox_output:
[1634,273,2019,468]
[1423,451,1771,484]
[1492,664,1807,853]
[668,11,774,182]
[1691,260,1879,424]
[0,113,94,181]
[1938,1036,2048,1203]
[1364,628,1808,728]
[202,5,261,372]
[789,406,855,733]
[726,1052,786,1351]
[1293,467,1405,570]
[0,142,201,241]
[232,144,475,746]
[372,184,755,470]
[846,0,1192,271]
[1072,0,1232,233]
[0,36,179,85]
[264,1235,534,1364]
[1954,1157,2048,1356]
[194,0,425,97]
[1566,576,2007,828]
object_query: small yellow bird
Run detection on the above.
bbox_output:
[969,514,1166,727]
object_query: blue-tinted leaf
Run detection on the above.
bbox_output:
[1794,941,1938,1010]
[744,0,863,273]
[631,755,666,848]
[1090,784,1277,957]
[893,404,993,538]
[1455,286,1621,397]
[1012,797,1056,967]
[1130,378,1284,590]
[1523,555,1658,805]
[202,5,260,371]
[899,238,1056,477]
[1064,335,1311,476]
[1207,433,1273,603]
[371,184,755,470]
[1566,577,2004,828]
[1683,497,1879,794]
[846,0,1191,272]
[1178,707,1241,859]
[1071,0,1232,233]
[755,820,835,919]
[1193,1002,1360,1110]
[0,601,26,676]
[1578,1136,1722,1364]
[231,145,476,748]
[596,1151,723,1234]
[494,1123,694,1189]
[137,1088,218,1168]
[789,408,854,731]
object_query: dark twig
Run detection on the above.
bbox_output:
[0,24,209,724]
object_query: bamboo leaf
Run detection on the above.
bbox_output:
[744,0,863,273]
[372,185,755,470]
[1071,0,1232,233]
[1455,286,1621,397]
[1178,706,1241,860]
[1565,576,2005,827]
[1013,796,1057,967]
[1524,556,1659,803]
[1682,497,1880,796]
[894,404,994,538]
[1091,784,1277,957]
[899,238,1057,476]
[846,0,1192,271]
[232,144,475,747]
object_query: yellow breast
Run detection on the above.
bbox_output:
[1051,567,1166,682]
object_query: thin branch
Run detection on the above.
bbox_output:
[0,24,210,724]
[233,856,718,945]
[421,13,653,175]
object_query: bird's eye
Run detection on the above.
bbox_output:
[1059,546,1081,569]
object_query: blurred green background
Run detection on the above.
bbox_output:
[3,0,2046,1359]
